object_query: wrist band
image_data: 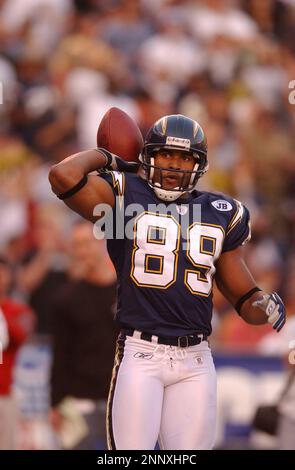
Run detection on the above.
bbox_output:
[235,286,262,315]
[95,148,113,168]
[57,174,88,200]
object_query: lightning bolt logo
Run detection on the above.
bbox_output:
[110,171,125,209]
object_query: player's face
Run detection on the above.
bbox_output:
[153,149,195,190]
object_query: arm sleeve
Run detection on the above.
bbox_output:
[222,200,251,253]
[96,170,126,242]
[99,170,126,206]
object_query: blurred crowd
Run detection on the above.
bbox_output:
[0,0,295,450]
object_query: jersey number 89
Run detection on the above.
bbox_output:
[131,212,224,297]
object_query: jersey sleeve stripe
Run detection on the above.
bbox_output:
[226,199,244,235]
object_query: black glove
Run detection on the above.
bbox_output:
[96,148,139,173]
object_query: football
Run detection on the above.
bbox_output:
[97,107,143,162]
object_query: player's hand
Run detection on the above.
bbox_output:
[96,147,139,173]
[252,292,286,332]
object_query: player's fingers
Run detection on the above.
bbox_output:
[274,316,286,333]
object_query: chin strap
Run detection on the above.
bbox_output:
[151,185,185,202]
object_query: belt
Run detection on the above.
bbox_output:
[122,329,207,348]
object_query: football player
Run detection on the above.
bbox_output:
[49,114,286,450]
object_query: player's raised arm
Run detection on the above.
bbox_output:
[49,107,142,223]
[215,246,286,332]
[49,147,139,222]
[48,149,115,222]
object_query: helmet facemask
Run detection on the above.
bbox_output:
[140,146,208,202]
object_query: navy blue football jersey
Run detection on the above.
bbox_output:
[98,171,251,337]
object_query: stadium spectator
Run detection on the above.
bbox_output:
[50,222,117,449]
[0,257,35,449]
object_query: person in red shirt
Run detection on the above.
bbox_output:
[0,257,35,450]
[0,306,9,353]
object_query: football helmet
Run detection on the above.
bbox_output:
[140,114,208,201]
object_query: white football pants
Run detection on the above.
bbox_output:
[107,332,217,450]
